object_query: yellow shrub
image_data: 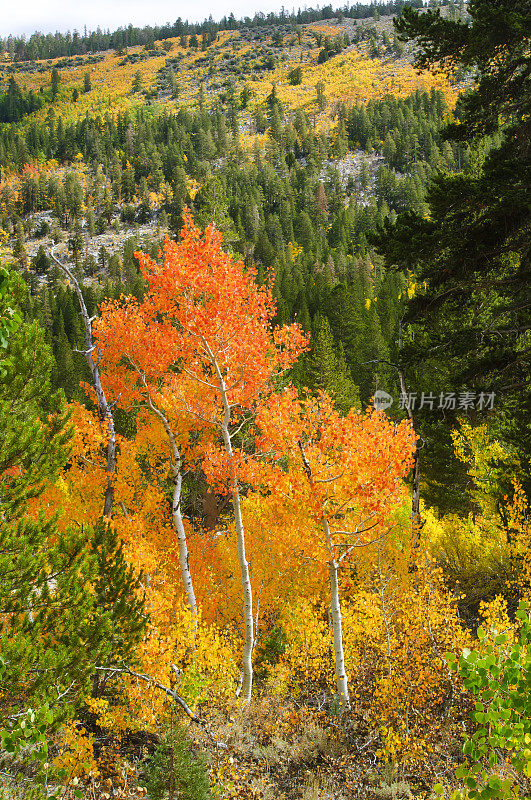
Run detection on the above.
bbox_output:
[274,598,334,696]
[53,721,98,780]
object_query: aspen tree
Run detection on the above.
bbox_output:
[96,211,307,698]
[257,391,416,708]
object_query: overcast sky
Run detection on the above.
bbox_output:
[0,0,290,37]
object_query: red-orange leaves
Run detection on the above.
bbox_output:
[95,210,309,491]
[256,391,417,550]
[138,210,308,411]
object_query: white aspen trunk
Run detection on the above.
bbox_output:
[171,464,197,616]
[231,469,254,702]
[203,338,254,701]
[144,393,197,616]
[50,246,116,519]
[322,517,350,710]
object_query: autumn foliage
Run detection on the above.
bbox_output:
[94,210,309,700]
[9,210,529,799]
[2,2,530,795]
[95,210,308,485]
[90,211,419,714]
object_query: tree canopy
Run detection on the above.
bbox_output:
[376,0,531,503]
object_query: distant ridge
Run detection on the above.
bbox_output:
[1,0,426,61]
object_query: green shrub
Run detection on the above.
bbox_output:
[141,722,210,800]
[288,66,303,85]
[254,626,286,682]
[441,601,531,799]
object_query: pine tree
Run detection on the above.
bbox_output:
[383,0,531,500]
[0,308,147,724]
[53,310,77,397]
[307,314,360,413]
[316,81,327,111]
[86,204,96,237]
[132,70,143,93]
[50,67,60,101]
[31,245,50,276]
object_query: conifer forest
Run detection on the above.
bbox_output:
[0,0,530,797]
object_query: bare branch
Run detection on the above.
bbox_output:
[94,665,226,748]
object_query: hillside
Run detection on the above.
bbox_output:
[0,6,466,413]
[0,15,457,129]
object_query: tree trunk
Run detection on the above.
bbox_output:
[172,467,197,616]
[144,392,197,616]
[50,246,116,519]
[204,337,254,701]
[322,518,350,709]
[221,422,254,702]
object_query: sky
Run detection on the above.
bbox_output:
[0,0,291,37]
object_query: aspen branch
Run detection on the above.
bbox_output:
[181,366,219,390]
[337,532,388,563]
[313,471,345,485]
[94,665,226,748]
[298,440,313,482]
